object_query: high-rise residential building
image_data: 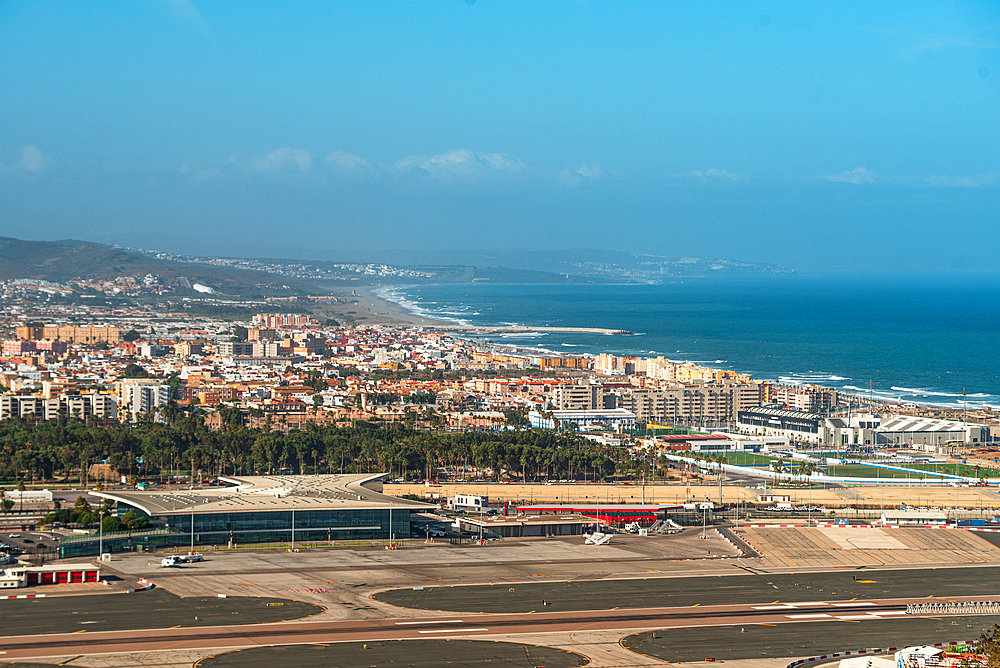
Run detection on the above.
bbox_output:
[615,382,760,427]
[119,379,172,422]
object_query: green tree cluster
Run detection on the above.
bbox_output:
[0,413,624,484]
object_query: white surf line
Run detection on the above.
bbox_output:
[831,602,876,607]
[786,613,832,619]
[418,628,489,634]
[395,620,464,625]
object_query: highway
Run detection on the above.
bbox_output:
[0,597,948,660]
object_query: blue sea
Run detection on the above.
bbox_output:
[377,276,1000,410]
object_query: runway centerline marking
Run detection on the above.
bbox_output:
[417,628,489,634]
[786,613,832,619]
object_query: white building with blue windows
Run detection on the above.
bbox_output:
[529,408,636,432]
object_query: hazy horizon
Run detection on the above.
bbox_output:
[1,1,997,274]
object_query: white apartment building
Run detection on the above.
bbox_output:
[119,379,172,422]
[0,394,118,421]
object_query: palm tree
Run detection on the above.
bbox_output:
[16,480,26,513]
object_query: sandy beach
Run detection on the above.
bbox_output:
[314,285,449,327]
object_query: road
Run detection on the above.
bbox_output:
[0,597,966,661]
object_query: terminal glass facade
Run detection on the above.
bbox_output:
[59,504,412,558]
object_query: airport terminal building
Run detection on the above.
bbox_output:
[60,474,432,558]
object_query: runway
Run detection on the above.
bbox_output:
[0,597,961,660]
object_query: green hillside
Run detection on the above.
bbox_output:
[0,237,317,294]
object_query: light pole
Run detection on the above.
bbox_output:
[99,508,104,558]
[291,506,296,551]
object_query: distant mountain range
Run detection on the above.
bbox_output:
[0,237,792,296]
[312,248,794,280]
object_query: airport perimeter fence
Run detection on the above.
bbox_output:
[204,538,417,552]
[906,601,1000,615]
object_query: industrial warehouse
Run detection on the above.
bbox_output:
[59,474,432,558]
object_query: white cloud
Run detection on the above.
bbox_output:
[153,0,212,36]
[924,172,1000,188]
[395,149,524,181]
[20,145,48,173]
[818,166,876,184]
[686,168,744,181]
[575,164,605,179]
[557,163,608,188]
[323,150,375,174]
[250,147,312,173]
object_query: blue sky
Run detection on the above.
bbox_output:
[1,1,997,272]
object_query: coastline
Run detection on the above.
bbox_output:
[362,282,998,418]
[319,285,452,327]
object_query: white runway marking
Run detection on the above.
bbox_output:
[753,605,795,610]
[786,613,832,619]
[418,628,489,634]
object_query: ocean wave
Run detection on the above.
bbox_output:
[561,343,578,347]
[374,286,472,326]
[890,386,992,399]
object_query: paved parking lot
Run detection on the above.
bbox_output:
[2,530,61,557]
